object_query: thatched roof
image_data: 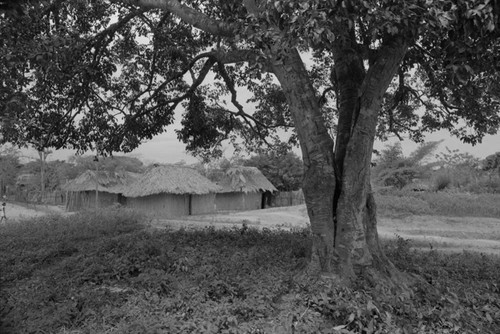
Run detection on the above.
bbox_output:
[123,165,221,197]
[16,173,37,186]
[62,170,139,194]
[214,166,277,193]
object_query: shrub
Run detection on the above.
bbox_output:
[380,167,419,189]
[433,172,452,191]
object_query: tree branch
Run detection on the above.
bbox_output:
[216,61,270,145]
[114,0,235,37]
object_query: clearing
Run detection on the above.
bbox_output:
[6,202,500,255]
[150,205,500,255]
[0,202,65,220]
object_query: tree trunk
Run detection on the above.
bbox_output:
[38,150,45,203]
[271,39,411,285]
[334,38,409,283]
[270,49,338,274]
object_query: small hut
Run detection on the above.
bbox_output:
[123,165,221,218]
[214,166,277,211]
[63,170,138,211]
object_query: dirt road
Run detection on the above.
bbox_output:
[0,202,65,221]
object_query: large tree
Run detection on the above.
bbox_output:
[1,0,499,285]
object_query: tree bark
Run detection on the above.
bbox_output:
[270,49,338,274]
[335,37,409,282]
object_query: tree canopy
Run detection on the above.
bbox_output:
[1,0,499,154]
[2,0,500,283]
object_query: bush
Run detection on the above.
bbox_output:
[379,167,419,189]
[433,172,452,191]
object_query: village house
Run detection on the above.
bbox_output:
[212,166,277,211]
[123,165,221,218]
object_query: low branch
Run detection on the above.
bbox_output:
[114,0,234,37]
[319,86,335,106]
[125,56,217,126]
[216,61,270,145]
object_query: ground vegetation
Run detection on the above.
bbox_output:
[1,208,499,333]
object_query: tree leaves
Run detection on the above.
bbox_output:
[1,0,500,159]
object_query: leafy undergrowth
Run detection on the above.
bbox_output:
[1,211,499,333]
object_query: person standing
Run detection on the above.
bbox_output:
[0,202,6,223]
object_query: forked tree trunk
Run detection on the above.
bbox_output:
[271,40,410,285]
[334,38,408,283]
[271,49,338,273]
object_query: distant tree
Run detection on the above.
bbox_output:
[45,160,77,191]
[240,152,303,191]
[483,152,500,176]
[20,159,60,195]
[373,143,405,171]
[68,155,145,176]
[435,147,481,190]
[373,141,441,189]
[436,147,480,169]
[0,145,20,195]
[38,149,52,201]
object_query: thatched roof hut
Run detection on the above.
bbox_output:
[63,170,138,211]
[124,165,221,218]
[212,166,277,211]
[215,166,277,193]
[63,170,138,194]
[123,165,221,197]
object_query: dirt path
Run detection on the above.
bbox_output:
[149,205,500,255]
[0,202,66,221]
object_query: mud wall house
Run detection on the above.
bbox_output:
[122,165,221,219]
[62,170,138,211]
[213,167,278,211]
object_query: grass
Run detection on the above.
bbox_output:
[376,191,500,218]
[1,208,500,333]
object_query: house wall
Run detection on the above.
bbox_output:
[215,191,262,211]
[127,193,190,218]
[191,193,216,215]
[66,191,118,211]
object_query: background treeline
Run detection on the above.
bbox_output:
[1,142,499,205]
[372,141,500,194]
